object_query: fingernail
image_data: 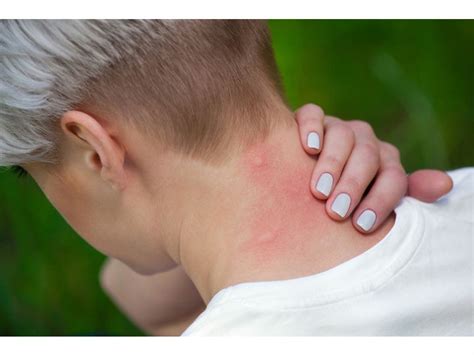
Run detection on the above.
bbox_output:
[331,193,351,218]
[356,210,377,232]
[307,132,320,150]
[316,173,333,197]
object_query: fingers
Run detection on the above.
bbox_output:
[295,104,325,155]
[324,120,380,220]
[407,169,453,202]
[310,121,355,199]
[295,107,428,235]
[352,142,408,234]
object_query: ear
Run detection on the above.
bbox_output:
[60,110,127,190]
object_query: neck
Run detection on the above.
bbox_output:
[158,111,394,303]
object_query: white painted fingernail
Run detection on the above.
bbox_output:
[356,210,377,232]
[307,132,320,150]
[316,173,333,197]
[331,193,351,218]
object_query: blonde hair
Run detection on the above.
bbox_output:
[0,20,287,166]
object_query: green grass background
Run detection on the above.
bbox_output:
[0,20,473,335]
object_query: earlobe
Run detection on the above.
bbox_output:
[60,110,127,190]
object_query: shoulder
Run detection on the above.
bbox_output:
[181,302,248,336]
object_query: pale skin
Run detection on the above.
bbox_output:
[24,103,452,335]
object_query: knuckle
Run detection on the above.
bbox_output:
[331,123,355,142]
[357,142,380,162]
[350,120,374,134]
[366,194,386,210]
[323,154,344,168]
[325,115,341,125]
[381,142,400,160]
[342,175,365,193]
[384,165,404,178]
[384,166,408,192]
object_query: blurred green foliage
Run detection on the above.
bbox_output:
[0,20,473,335]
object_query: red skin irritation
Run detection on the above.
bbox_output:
[238,141,321,265]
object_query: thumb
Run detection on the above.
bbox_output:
[407,169,453,203]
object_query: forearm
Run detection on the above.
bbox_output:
[100,258,205,335]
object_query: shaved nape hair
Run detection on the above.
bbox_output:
[0,20,289,166]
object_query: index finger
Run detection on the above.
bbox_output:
[294,103,325,155]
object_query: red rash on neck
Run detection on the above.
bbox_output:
[238,140,323,265]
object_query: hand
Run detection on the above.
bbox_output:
[294,103,453,234]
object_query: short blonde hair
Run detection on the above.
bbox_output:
[0,20,288,166]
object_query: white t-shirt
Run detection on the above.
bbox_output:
[182,168,474,336]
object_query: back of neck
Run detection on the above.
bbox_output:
[179,114,394,303]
